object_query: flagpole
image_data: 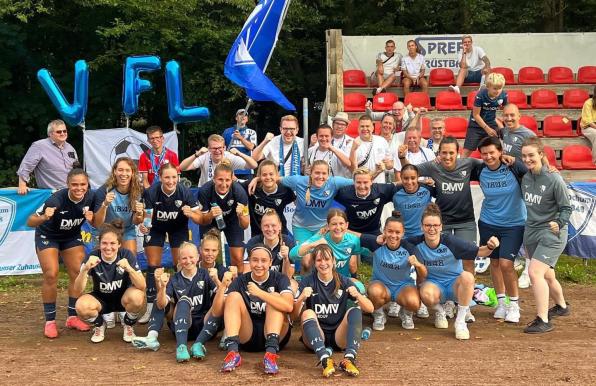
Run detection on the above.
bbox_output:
[303,97,309,170]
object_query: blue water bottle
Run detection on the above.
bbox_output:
[361,327,372,340]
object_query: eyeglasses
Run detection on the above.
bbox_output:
[423,224,441,229]
[209,146,224,151]
[431,127,445,131]
[53,130,67,134]
[281,127,297,131]
[148,135,163,141]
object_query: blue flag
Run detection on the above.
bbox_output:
[224,0,296,111]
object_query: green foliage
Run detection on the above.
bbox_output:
[555,255,596,285]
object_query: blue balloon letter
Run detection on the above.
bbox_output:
[122,55,161,116]
[37,60,89,126]
[165,60,210,124]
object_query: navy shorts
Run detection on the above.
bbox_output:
[478,220,525,261]
[200,223,245,248]
[35,231,83,251]
[240,318,292,352]
[143,227,189,248]
[167,314,205,341]
[463,121,499,151]
[89,291,127,314]
[464,69,483,83]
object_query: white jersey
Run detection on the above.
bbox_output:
[355,135,390,183]
[262,135,305,176]
[192,151,248,187]
[401,54,426,78]
[377,52,402,77]
[463,46,486,72]
[307,145,345,177]
[394,147,436,171]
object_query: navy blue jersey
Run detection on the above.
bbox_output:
[240,180,295,235]
[407,234,478,282]
[83,248,140,295]
[392,185,433,238]
[166,268,218,318]
[244,234,296,273]
[198,180,248,228]
[470,88,508,124]
[335,183,398,234]
[37,188,97,240]
[142,183,198,231]
[297,272,357,331]
[361,234,418,285]
[226,271,293,322]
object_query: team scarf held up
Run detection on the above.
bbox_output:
[279,140,301,176]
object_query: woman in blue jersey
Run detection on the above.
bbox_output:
[361,216,427,331]
[477,136,527,323]
[93,157,144,254]
[73,221,146,343]
[292,244,374,378]
[27,168,96,338]
[410,204,499,340]
[221,245,294,375]
[392,164,433,238]
[140,163,201,323]
[132,242,230,362]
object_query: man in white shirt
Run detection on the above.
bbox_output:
[449,34,492,94]
[252,115,304,176]
[349,115,392,183]
[372,40,402,95]
[329,111,354,177]
[307,124,352,176]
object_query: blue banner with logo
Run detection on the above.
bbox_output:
[566,182,596,259]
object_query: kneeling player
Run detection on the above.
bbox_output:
[292,244,373,377]
[221,245,294,374]
[74,221,146,343]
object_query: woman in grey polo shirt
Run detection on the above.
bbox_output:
[520,137,571,334]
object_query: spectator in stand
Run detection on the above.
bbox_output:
[330,112,354,178]
[449,35,491,94]
[222,109,257,180]
[580,86,596,165]
[427,118,446,155]
[372,40,402,95]
[252,115,304,177]
[17,119,79,194]
[401,40,428,96]
[138,126,179,189]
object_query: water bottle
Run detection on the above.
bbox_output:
[361,327,372,340]
[212,203,226,230]
[143,208,153,229]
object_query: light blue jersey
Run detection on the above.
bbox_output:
[478,160,527,227]
[361,234,418,286]
[393,185,433,238]
[93,185,137,240]
[290,231,362,276]
[282,175,353,231]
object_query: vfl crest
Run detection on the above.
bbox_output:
[540,185,546,193]
[174,200,182,208]
[336,289,344,299]
[373,198,380,205]
[461,170,467,177]
[197,280,205,289]
[275,199,282,206]
[0,197,16,245]
[227,200,235,206]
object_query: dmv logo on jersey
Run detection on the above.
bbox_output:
[99,280,123,293]
[250,301,266,313]
[441,182,464,192]
[315,303,339,317]
[0,197,16,246]
[306,199,326,208]
[524,192,542,205]
[60,218,85,229]
[356,207,377,219]
[156,210,178,220]
[191,294,204,306]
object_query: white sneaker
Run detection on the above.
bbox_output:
[518,272,531,289]
[493,304,507,319]
[91,323,106,343]
[132,335,161,351]
[443,301,456,319]
[104,312,116,329]
[139,303,153,324]
[455,322,470,340]
[387,302,400,318]
[372,309,387,331]
[399,308,415,330]
[465,308,476,323]
[449,85,460,94]
[434,309,448,329]
[475,257,490,274]
[416,303,430,318]
[505,302,521,323]
[122,324,135,343]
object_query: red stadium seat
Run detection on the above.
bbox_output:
[343,69,367,87]
[420,117,431,138]
[562,89,590,108]
[544,146,561,169]
[466,91,477,109]
[372,92,398,111]
[346,119,360,138]
[470,149,482,159]
[429,68,455,86]
[577,66,596,83]
[547,66,575,84]
[519,115,540,136]
[518,66,546,84]
[343,93,367,112]
[435,91,465,110]
[543,115,575,137]
[506,90,529,109]
[374,121,381,135]
[491,67,516,85]
[404,92,431,109]
[444,117,468,138]
[561,145,596,170]
[530,89,559,108]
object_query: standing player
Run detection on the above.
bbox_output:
[27,169,96,338]
[252,115,304,177]
[138,126,179,189]
[222,109,257,180]
[292,244,374,377]
[73,221,145,343]
[392,164,433,238]
[221,245,294,374]
[197,160,250,271]
[520,137,572,334]
[139,163,201,323]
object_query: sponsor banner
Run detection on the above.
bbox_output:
[566,182,596,259]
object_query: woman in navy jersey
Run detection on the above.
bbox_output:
[392,164,433,238]
[292,244,373,378]
[27,168,96,338]
[73,221,145,343]
[221,245,294,375]
[139,163,201,323]
[199,228,234,283]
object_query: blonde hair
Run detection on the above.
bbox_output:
[486,73,505,88]
[207,134,225,145]
[280,115,299,127]
[214,158,233,177]
[179,241,199,257]
[352,167,373,179]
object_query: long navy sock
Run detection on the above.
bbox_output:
[303,318,327,361]
[196,315,223,344]
[148,303,167,333]
[85,313,104,327]
[43,303,56,322]
[68,297,78,317]
[225,335,240,353]
[265,333,280,354]
[344,307,362,359]
[173,297,192,346]
[146,265,159,303]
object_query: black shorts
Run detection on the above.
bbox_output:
[463,121,499,151]
[479,220,525,261]
[323,328,343,351]
[89,291,127,314]
[200,223,245,248]
[35,231,83,251]
[167,314,205,341]
[239,318,292,352]
[143,227,189,248]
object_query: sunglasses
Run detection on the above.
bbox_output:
[54,130,67,134]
